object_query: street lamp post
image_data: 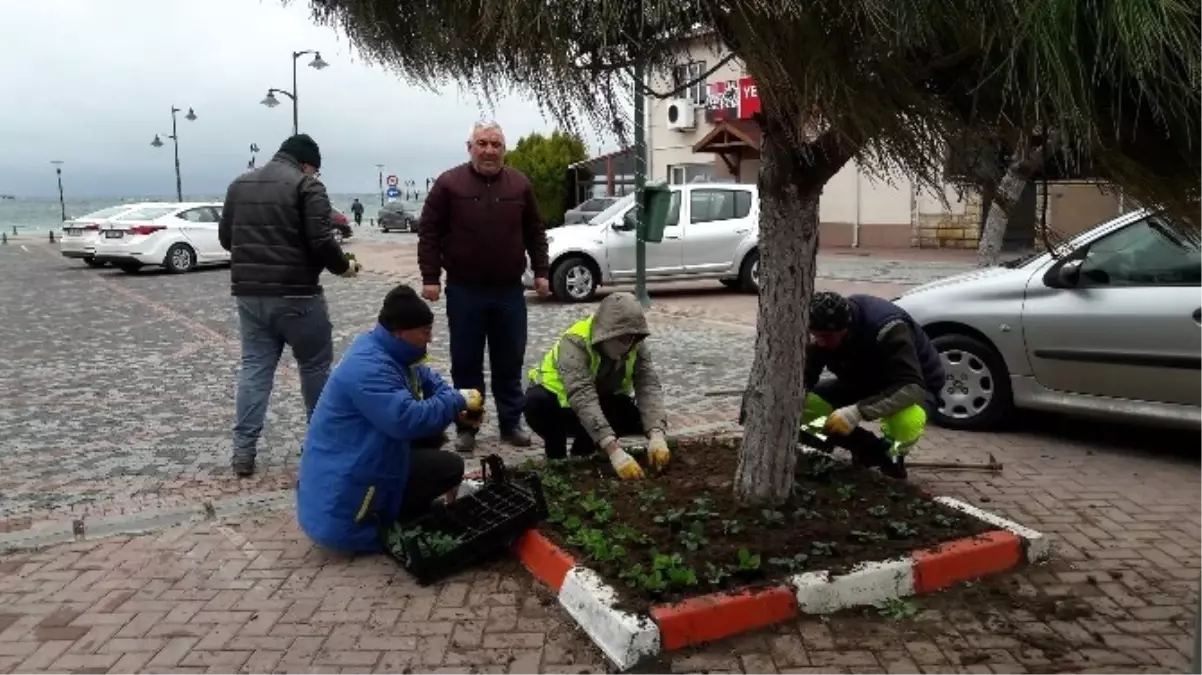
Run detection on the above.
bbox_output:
[375,164,385,207]
[50,161,66,222]
[260,51,328,135]
[151,106,197,202]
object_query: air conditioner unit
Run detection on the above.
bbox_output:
[665,99,696,131]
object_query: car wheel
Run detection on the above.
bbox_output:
[118,263,143,274]
[84,258,105,268]
[738,249,760,293]
[719,279,740,290]
[930,333,1013,431]
[164,243,197,274]
[552,256,598,303]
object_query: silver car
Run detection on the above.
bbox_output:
[895,208,1200,432]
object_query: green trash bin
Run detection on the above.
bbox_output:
[639,182,673,244]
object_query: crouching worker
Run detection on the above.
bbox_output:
[524,293,668,481]
[297,284,485,553]
[801,291,945,479]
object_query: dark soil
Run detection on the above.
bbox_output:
[533,437,994,613]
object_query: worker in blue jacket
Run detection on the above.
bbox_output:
[297,284,484,553]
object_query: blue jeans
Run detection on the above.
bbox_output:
[445,283,527,433]
[233,295,333,460]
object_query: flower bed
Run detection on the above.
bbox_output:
[533,437,994,613]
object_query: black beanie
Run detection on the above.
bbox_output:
[278,134,321,169]
[378,284,434,331]
[809,291,853,331]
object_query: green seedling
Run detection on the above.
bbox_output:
[792,507,820,520]
[562,515,584,532]
[399,526,464,557]
[736,547,761,571]
[637,487,666,508]
[607,523,647,544]
[805,456,837,480]
[867,505,889,517]
[567,528,626,562]
[705,562,732,586]
[546,505,567,524]
[653,508,686,529]
[667,566,698,586]
[852,530,887,544]
[768,553,809,573]
[834,508,851,520]
[811,541,836,557]
[685,495,716,520]
[835,483,856,500]
[933,513,959,528]
[759,509,785,528]
[678,521,709,551]
[876,597,918,620]
[885,486,905,501]
[579,491,614,523]
[721,519,744,535]
[619,564,646,588]
[908,500,928,517]
[794,486,816,503]
[887,521,918,538]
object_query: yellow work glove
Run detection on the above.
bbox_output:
[608,448,645,480]
[824,405,863,436]
[458,409,485,429]
[339,260,363,278]
[647,429,670,469]
[457,389,484,413]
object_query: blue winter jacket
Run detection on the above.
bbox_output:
[297,324,466,553]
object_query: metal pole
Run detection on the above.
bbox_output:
[633,62,649,308]
[376,164,385,207]
[51,161,66,221]
[291,53,300,135]
[171,107,183,202]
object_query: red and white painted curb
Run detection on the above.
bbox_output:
[511,499,1048,671]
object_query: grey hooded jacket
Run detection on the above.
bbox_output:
[556,293,668,445]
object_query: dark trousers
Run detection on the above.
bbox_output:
[445,284,527,433]
[398,447,465,522]
[806,378,937,466]
[353,213,362,226]
[523,384,644,459]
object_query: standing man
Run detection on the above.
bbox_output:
[418,121,551,453]
[220,133,363,477]
[350,198,364,227]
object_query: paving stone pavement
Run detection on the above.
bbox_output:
[1,239,1198,673]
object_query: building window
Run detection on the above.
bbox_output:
[672,61,707,106]
[667,163,717,185]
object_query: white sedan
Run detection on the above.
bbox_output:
[93,202,229,273]
[59,202,171,267]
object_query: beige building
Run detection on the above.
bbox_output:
[645,36,1131,249]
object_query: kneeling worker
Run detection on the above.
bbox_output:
[801,291,945,479]
[525,292,669,480]
[297,284,484,553]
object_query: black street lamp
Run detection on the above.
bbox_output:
[151,106,197,202]
[50,160,66,222]
[260,50,328,135]
[375,164,385,207]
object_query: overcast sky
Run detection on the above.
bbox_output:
[0,0,616,198]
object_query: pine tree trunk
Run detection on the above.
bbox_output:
[733,126,827,507]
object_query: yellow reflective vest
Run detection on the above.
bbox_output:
[528,315,637,407]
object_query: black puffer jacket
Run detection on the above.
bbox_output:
[219,152,349,296]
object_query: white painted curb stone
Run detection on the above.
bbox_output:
[789,557,916,614]
[935,496,1050,563]
[558,567,661,671]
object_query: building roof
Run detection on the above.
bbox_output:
[693,119,762,153]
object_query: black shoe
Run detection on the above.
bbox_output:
[880,455,908,480]
[501,427,533,448]
[232,456,256,477]
[455,431,477,454]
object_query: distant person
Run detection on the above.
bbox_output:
[219,133,363,477]
[350,198,364,227]
[525,293,669,480]
[297,284,482,553]
[417,120,551,453]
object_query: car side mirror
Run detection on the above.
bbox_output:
[614,213,636,232]
[1055,259,1083,287]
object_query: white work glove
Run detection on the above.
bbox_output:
[606,444,645,480]
[457,389,484,413]
[824,405,863,436]
[647,429,670,470]
[339,260,362,278]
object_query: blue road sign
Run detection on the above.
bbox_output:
[386,186,401,198]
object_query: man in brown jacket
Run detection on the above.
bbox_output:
[418,121,551,453]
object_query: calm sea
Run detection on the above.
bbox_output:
[0,193,402,232]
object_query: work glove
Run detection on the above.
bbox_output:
[608,448,645,480]
[458,408,485,429]
[339,260,363,278]
[457,389,484,413]
[824,405,863,436]
[647,429,671,470]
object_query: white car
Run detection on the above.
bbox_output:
[92,202,229,274]
[523,184,761,302]
[59,203,171,267]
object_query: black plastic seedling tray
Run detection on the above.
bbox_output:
[382,455,549,585]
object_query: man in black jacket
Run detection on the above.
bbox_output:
[798,291,945,479]
[219,134,362,477]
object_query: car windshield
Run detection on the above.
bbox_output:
[115,206,177,221]
[79,205,136,221]
[588,194,635,225]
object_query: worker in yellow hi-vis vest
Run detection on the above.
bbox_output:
[525,293,668,480]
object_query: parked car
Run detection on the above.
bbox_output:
[331,209,353,243]
[92,202,228,274]
[895,208,1200,432]
[59,202,170,267]
[522,184,760,302]
[378,202,418,233]
[563,196,621,225]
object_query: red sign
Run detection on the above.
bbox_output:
[704,76,760,122]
